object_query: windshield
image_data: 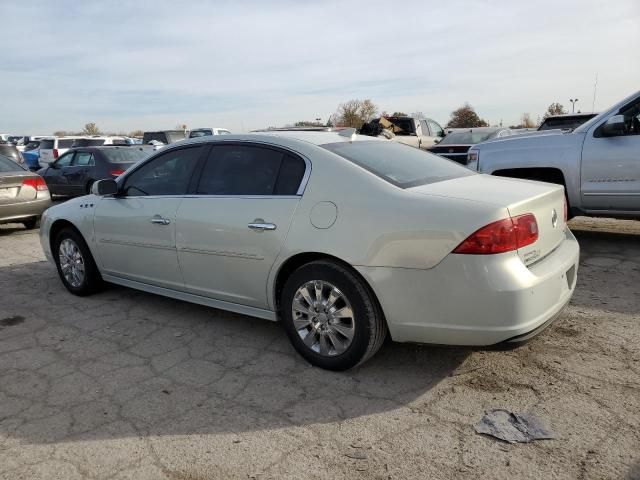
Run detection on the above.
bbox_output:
[189,129,212,138]
[321,140,474,188]
[101,148,148,163]
[438,131,498,145]
[0,154,24,172]
[538,115,596,131]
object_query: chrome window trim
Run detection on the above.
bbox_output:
[117,139,312,199]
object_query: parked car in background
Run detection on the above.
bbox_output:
[16,136,48,153]
[142,130,186,146]
[71,136,129,147]
[38,136,84,166]
[0,134,11,143]
[468,90,640,219]
[40,130,578,370]
[360,116,445,149]
[22,141,42,170]
[428,127,512,164]
[0,144,23,164]
[189,127,232,138]
[537,113,598,132]
[0,153,51,229]
[39,146,148,197]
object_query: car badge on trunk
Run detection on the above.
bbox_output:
[551,209,558,228]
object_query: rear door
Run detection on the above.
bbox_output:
[176,143,307,308]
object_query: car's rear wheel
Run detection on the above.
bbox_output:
[53,227,103,296]
[281,260,387,370]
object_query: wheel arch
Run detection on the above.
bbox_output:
[272,252,385,322]
[49,219,84,254]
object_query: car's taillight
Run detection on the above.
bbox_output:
[22,177,48,191]
[53,148,59,159]
[110,169,125,177]
[453,213,538,255]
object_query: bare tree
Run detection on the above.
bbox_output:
[82,122,101,135]
[53,130,70,136]
[391,112,408,117]
[520,113,536,128]
[543,102,567,119]
[333,99,378,128]
[446,103,489,128]
[411,111,426,120]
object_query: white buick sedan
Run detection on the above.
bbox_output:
[40,131,579,370]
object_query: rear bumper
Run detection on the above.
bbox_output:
[0,198,51,224]
[356,229,580,346]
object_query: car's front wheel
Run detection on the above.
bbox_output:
[281,260,387,370]
[53,227,103,296]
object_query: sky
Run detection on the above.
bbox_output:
[1,0,639,134]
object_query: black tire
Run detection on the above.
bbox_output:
[281,260,387,371]
[53,227,103,296]
[22,217,38,230]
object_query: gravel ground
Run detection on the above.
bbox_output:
[0,217,638,480]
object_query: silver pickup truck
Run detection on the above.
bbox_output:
[468,90,640,219]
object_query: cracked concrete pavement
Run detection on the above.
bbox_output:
[0,217,639,479]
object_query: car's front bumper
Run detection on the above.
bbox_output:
[0,197,51,224]
[356,229,580,346]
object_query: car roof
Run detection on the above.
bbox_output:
[543,113,597,120]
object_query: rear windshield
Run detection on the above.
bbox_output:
[24,141,40,151]
[438,131,497,145]
[101,148,147,163]
[39,139,54,149]
[0,154,24,172]
[143,131,186,144]
[321,141,474,188]
[58,139,75,148]
[73,139,105,147]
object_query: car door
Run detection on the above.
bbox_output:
[581,97,640,213]
[44,151,75,195]
[65,150,94,196]
[425,119,445,148]
[92,145,205,290]
[176,143,308,309]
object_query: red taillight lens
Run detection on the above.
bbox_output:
[110,169,125,177]
[53,148,59,159]
[453,214,538,255]
[22,177,48,191]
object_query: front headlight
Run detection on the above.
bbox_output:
[467,149,479,171]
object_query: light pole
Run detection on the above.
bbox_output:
[569,98,578,113]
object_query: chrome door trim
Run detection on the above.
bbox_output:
[583,192,640,196]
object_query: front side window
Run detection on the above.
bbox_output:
[74,152,94,166]
[322,140,473,188]
[122,146,203,196]
[196,144,305,196]
[55,152,75,168]
[618,100,640,136]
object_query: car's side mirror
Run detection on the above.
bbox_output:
[92,179,118,196]
[433,138,441,144]
[601,114,626,137]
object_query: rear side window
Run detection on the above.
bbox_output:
[74,152,94,166]
[322,140,473,188]
[101,148,147,163]
[123,146,203,196]
[39,140,54,149]
[196,145,305,196]
[73,139,105,147]
[58,139,75,148]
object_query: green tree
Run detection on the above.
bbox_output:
[446,103,489,128]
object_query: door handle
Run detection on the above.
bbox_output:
[150,216,171,226]
[248,220,277,231]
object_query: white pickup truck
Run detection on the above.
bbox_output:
[468,90,640,219]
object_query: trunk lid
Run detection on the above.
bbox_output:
[409,174,567,265]
[0,172,38,204]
